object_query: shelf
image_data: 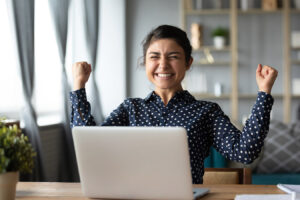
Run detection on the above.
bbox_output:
[292,95,300,98]
[192,93,230,100]
[238,9,283,15]
[291,60,300,65]
[290,9,300,14]
[291,47,300,50]
[194,61,231,66]
[239,94,283,99]
[185,9,230,15]
[182,0,298,123]
[193,46,231,52]
[193,93,285,100]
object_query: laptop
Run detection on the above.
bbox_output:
[72,126,209,200]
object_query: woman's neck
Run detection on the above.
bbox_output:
[155,86,183,106]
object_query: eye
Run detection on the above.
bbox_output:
[150,56,159,59]
[169,56,179,59]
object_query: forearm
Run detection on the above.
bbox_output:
[212,92,274,163]
[70,88,96,128]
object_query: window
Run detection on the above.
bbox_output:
[0,0,22,119]
[0,1,64,125]
[35,0,63,124]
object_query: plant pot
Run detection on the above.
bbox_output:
[213,36,225,49]
[0,171,19,200]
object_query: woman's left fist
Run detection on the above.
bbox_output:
[256,64,278,94]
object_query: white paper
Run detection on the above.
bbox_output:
[278,184,300,193]
[235,194,292,200]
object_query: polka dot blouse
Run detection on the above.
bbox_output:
[70,88,274,184]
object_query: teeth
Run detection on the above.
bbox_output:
[157,74,172,77]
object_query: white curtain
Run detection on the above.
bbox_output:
[6,0,45,181]
[48,0,79,181]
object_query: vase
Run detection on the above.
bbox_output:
[0,171,19,200]
[213,36,225,49]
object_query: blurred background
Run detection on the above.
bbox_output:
[0,0,299,184]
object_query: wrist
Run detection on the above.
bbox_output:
[74,82,85,91]
[259,89,271,94]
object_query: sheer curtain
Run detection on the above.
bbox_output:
[83,0,103,124]
[48,0,79,181]
[48,0,103,181]
[6,0,45,181]
[71,0,103,124]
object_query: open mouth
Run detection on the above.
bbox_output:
[155,73,174,79]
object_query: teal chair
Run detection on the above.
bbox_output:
[204,147,300,185]
[204,147,227,168]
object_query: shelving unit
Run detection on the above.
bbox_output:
[181,0,300,124]
[194,61,232,66]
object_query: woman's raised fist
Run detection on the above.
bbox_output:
[72,61,92,90]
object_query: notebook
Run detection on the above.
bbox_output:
[278,184,300,194]
[72,126,209,200]
[235,194,292,200]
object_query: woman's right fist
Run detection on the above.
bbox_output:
[72,61,92,90]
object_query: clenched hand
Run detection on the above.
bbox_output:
[72,61,92,90]
[256,64,278,94]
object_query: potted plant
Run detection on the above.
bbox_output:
[0,118,35,200]
[211,27,229,49]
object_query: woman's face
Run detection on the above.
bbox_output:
[145,39,192,93]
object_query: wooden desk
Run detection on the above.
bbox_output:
[16,182,285,200]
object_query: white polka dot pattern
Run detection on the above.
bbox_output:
[70,89,274,184]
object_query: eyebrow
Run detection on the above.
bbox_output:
[148,51,182,55]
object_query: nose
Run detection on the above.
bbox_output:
[158,56,169,70]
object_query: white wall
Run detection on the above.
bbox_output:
[126,0,181,98]
[97,0,126,116]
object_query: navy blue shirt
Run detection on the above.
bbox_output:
[70,88,274,184]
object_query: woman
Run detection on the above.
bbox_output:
[70,25,278,184]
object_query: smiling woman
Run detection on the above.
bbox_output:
[70,24,278,184]
[142,25,193,105]
[145,39,191,105]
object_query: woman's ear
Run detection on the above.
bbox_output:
[186,57,193,70]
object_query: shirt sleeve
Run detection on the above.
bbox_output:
[101,100,130,126]
[210,91,274,164]
[70,88,96,128]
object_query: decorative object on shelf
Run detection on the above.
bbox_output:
[199,48,215,64]
[185,0,193,10]
[292,78,300,95]
[294,0,300,9]
[213,0,222,9]
[191,23,203,50]
[211,27,228,49]
[240,0,254,11]
[214,82,222,96]
[194,0,203,10]
[262,0,277,11]
[291,31,300,48]
[0,118,36,200]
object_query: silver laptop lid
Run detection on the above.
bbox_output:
[72,126,194,200]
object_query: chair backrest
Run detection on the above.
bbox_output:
[203,168,252,184]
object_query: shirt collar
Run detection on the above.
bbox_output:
[144,90,195,104]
